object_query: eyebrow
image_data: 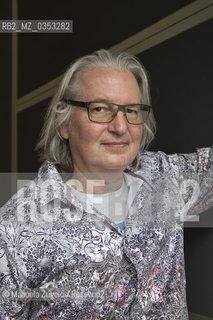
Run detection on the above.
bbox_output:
[86,98,141,104]
[88,98,112,103]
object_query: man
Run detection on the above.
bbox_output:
[0,49,212,319]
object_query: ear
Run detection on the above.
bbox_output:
[59,123,69,139]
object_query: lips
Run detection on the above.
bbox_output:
[101,141,128,148]
[103,142,127,144]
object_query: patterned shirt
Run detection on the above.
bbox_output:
[0,148,212,319]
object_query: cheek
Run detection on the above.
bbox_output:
[70,117,106,147]
[131,126,143,146]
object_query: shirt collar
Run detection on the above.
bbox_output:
[36,161,83,211]
[36,161,153,208]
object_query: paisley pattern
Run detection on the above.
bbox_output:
[0,148,212,319]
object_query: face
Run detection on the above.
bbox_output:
[60,67,143,174]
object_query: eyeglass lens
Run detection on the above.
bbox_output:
[89,102,148,124]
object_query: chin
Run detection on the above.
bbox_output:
[102,160,130,171]
[97,154,134,171]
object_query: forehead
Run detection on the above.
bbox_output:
[76,66,141,103]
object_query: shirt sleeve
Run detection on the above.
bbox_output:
[168,147,213,217]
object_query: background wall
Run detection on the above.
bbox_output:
[0,1,11,173]
[1,0,213,317]
[0,1,12,207]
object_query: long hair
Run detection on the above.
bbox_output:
[36,49,157,173]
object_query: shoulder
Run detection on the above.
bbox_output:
[0,177,38,224]
[124,150,179,187]
[0,161,69,225]
[138,150,178,174]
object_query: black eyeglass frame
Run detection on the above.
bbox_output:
[60,99,151,125]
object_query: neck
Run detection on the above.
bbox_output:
[66,170,124,194]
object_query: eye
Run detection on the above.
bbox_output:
[93,106,105,112]
[126,108,138,114]
[90,103,111,114]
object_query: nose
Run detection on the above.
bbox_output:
[107,110,128,135]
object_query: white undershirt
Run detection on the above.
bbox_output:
[67,172,143,231]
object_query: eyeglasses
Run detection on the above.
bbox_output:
[61,99,151,125]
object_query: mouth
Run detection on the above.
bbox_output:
[101,142,128,148]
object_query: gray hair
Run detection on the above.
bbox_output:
[36,49,157,173]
